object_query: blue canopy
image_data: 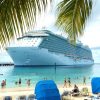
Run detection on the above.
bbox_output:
[35,80,61,100]
[91,77,100,94]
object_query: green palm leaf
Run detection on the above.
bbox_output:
[0,0,51,48]
[56,0,92,43]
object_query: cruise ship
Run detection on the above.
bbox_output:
[6,30,94,66]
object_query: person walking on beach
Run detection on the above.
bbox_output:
[83,76,86,85]
[68,77,71,87]
[63,78,67,88]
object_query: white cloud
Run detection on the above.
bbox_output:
[81,20,100,47]
[36,0,100,48]
[80,0,100,48]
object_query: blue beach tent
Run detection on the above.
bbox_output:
[35,80,61,100]
[91,77,100,94]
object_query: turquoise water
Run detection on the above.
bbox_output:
[0,64,100,88]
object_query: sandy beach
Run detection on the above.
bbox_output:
[0,84,93,100]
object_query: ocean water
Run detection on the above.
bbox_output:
[0,64,100,88]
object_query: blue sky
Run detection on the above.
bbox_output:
[35,0,100,48]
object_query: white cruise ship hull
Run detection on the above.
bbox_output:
[7,47,94,66]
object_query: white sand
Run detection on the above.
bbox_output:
[0,84,93,100]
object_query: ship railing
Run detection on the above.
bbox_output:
[40,38,92,59]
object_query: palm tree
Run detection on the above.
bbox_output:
[0,0,51,48]
[56,0,93,43]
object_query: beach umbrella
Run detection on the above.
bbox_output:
[35,80,61,100]
[91,77,100,94]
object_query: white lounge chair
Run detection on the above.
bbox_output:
[81,87,89,96]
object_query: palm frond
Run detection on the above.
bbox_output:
[56,0,92,43]
[0,0,51,48]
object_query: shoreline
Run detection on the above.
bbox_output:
[0,83,92,95]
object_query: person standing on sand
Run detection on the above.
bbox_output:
[83,76,86,85]
[63,78,67,88]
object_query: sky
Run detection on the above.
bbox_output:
[35,0,100,48]
[81,0,100,48]
[0,0,100,63]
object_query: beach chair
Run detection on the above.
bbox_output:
[84,95,100,100]
[3,96,12,100]
[81,87,89,96]
[27,94,35,100]
[85,77,100,100]
[17,96,26,100]
[61,90,71,100]
[71,91,80,96]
